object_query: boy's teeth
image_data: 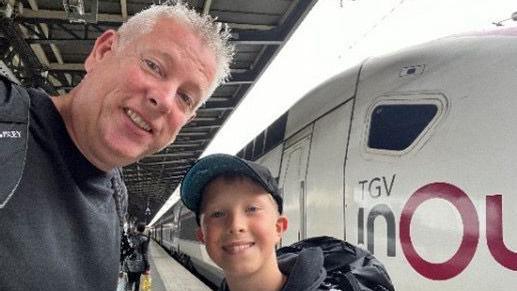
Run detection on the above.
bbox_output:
[126,109,151,132]
[224,243,253,254]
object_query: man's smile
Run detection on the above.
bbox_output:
[125,108,152,132]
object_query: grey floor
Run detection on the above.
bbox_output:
[148,241,212,291]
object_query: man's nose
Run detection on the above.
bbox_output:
[146,84,178,114]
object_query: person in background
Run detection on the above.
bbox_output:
[123,222,150,291]
[0,2,234,290]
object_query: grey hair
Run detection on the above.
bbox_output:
[117,2,235,101]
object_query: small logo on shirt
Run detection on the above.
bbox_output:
[0,131,21,138]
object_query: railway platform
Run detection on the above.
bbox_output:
[145,240,212,291]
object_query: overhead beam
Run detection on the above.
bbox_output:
[145,151,202,159]
[0,15,56,94]
[224,71,255,85]
[202,0,213,15]
[20,9,124,24]
[46,62,248,73]
[19,9,275,30]
[26,31,283,45]
[120,0,128,20]
[48,62,84,71]
[26,0,71,90]
[26,39,95,45]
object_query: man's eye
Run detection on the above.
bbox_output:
[246,206,259,213]
[179,93,194,110]
[143,59,161,75]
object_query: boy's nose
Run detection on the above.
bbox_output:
[227,213,246,234]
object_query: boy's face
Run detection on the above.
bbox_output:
[196,176,288,277]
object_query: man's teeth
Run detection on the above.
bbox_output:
[126,109,151,132]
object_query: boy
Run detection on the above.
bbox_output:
[180,154,328,291]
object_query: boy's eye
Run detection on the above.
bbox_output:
[209,210,225,218]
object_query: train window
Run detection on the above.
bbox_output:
[368,104,438,151]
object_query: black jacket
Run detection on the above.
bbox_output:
[219,247,327,291]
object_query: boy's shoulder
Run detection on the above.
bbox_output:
[277,236,395,291]
[278,246,326,290]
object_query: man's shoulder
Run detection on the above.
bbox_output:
[0,74,14,85]
[0,75,31,122]
[0,76,31,209]
[0,74,14,101]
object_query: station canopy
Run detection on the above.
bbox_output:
[0,0,318,223]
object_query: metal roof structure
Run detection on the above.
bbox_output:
[0,0,318,223]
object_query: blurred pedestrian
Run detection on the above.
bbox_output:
[123,222,150,291]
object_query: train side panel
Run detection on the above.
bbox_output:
[154,29,517,290]
[344,34,517,290]
[278,66,359,245]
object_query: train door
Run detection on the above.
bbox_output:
[304,100,354,240]
[279,126,312,245]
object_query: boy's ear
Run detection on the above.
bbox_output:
[84,29,118,73]
[195,228,206,244]
[275,215,288,237]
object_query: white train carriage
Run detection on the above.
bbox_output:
[154,26,517,290]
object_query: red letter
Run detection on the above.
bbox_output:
[400,183,479,280]
[486,194,517,270]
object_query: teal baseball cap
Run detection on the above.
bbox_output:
[180,154,283,222]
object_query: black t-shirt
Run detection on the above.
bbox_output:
[0,79,120,290]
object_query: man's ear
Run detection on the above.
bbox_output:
[195,228,206,244]
[84,29,118,72]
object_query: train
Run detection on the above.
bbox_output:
[150,26,517,290]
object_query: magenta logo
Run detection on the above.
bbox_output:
[399,182,517,280]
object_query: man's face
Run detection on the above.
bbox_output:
[68,18,216,170]
[196,176,288,278]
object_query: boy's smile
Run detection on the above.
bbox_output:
[222,241,256,255]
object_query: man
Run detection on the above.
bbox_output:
[0,3,233,290]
